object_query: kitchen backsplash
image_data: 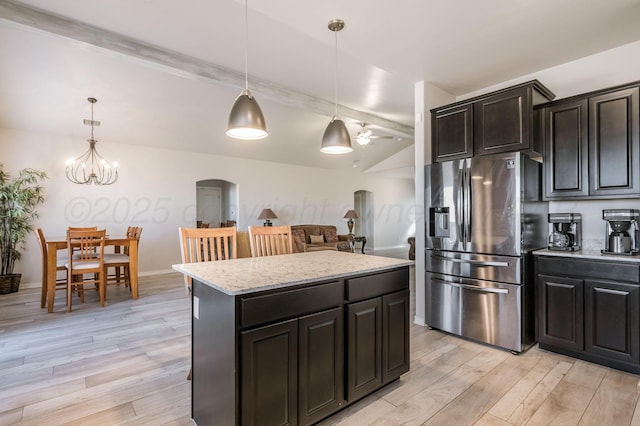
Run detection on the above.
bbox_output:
[549,199,638,251]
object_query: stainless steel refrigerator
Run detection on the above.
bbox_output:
[425,151,547,352]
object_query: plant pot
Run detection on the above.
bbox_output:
[0,273,21,294]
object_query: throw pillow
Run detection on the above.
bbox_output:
[323,228,339,243]
[309,234,325,244]
[291,228,306,244]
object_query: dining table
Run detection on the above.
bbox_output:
[45,235,139,313]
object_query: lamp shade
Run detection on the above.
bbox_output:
[257,208,278,220]
[321,116,353,154]
[226,89,268,140]
[343,209,359,219]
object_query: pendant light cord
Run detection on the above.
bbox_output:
[90,101,95,140]
[333,28,338,116]
[244,0,249,90]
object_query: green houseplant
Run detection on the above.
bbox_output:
[0,165,46,293]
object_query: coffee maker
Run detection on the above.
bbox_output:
[602,209,640,256]
[548,213,581,251]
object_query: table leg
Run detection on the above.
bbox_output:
[46,246,57,313]
[360,237,367,254]
[129,239,139,299]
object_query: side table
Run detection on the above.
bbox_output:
[351,235,367,254]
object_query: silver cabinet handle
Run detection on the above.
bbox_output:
[431,277,509,294]
[432,253,509,267]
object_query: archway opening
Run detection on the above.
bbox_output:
[195,179,238,228]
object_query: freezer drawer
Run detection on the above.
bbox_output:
[426,272,524,352]
[426,250,521,285]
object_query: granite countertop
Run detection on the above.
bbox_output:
[172,250,413,295]
[534,248,640,263]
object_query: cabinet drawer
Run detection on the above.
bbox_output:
[240,281,343,328]
[345,268,409,302]
[537,256,639,284]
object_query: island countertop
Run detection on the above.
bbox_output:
[172,250,413,295]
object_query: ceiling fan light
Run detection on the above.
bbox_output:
[321,117,353,154]
[356,133,371,145]
[226,89,268,140]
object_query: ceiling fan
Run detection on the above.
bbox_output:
[354,123,394,146]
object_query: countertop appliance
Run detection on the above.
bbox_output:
[425,152,548,353]
[548,213,581,251]
[602,209,640,256]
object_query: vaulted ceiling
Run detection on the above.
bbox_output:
[1,0,639,173]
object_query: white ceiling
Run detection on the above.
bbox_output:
[1,0,640,173]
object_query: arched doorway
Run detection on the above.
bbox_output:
[354,190,374,250]
[196,179,238,228]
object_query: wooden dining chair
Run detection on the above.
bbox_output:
[65,229,106,312]
[179,226,238,381]
[103,226,143,292]
[35,228,68,309]
[248,225,294,257]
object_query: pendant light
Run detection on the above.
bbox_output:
[226,0,267,140]
[65,97,118,185]
[321,19,352,154]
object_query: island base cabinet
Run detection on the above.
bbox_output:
[241,319,298,426]
[347,289,410,402]
[585,280,640,364]
[240,307,345,426]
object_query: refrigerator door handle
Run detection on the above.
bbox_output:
[457,165,465,243]
[431,277,509,294]
[465,162,472,248]
[432,253,510,267]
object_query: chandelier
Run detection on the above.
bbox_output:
[65,97,118,185]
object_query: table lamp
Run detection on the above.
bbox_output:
[343,209,359,234]
[258,208,277,226]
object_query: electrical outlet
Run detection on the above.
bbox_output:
[193,296,200,319]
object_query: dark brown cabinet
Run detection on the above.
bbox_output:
[241,319,298,426]
[431,80,554,162]
[542,99,589,199]
[585,280,639,364]
[537,274,584,351]
[536,255,640,373]
[191,265,410,426]
[540,82,640,199]
[432,103,473,161]
[589,87,640,197]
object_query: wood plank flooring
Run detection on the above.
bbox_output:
[1,268,640,425]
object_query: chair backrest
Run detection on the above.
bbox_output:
[36,228,47,260]
[180,227,238,263]
[179,227,238,293]
[124,226,143,255]
[248,225,294,257]
[67,226,98,232]
[67,229,106,271]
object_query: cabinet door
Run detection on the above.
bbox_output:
[382,290,410,384]
[543,100,589,199]
[241,319,298,426]
[537,274,584,351]
[432,103,473,162]
[589,87,640,197]
[475,86,530,155]
[346,297,382,401]
[585,280,640,363]
[298,308,344,426]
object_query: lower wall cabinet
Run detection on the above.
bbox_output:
[241,307,344,426]
[536,256,640,373]
[191,265,410,426]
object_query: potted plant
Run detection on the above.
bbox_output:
[0,165,46,294]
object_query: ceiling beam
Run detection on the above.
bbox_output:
[0,0,414,136]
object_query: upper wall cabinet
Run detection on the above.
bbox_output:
[431,80,555,162]
[540,82,640,200]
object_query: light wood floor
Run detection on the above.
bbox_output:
[1,269,640,425]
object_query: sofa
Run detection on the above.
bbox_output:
[291,225,352,253]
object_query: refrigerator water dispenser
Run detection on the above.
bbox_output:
[429,207,450,238]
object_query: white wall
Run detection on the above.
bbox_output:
[0,128,414,285]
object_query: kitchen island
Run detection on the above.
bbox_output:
[173,251,412,426]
